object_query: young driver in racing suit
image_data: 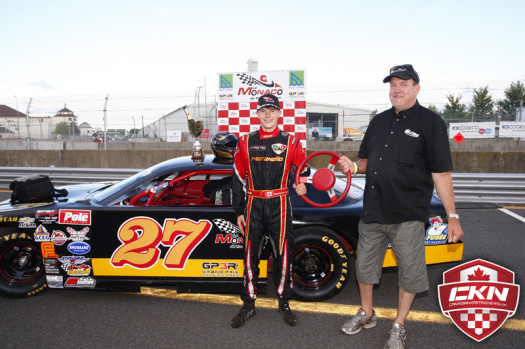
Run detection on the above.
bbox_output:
[231,94,308,328]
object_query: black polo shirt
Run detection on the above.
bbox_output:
[358,101,452,224]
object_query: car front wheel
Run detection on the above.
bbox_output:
[0,231,46,297]
[273,227,351,301]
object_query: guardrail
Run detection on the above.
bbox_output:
[1,167,524,205]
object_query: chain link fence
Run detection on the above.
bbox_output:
[1,80,524,144]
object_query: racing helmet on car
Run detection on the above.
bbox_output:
[211,131,238,161]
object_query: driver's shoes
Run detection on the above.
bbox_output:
[231,300,256,328]
[278,299,298,326]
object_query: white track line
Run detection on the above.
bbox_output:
[498,208,525,223]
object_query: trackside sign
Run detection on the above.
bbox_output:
[438,259,520,342]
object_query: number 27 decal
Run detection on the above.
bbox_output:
[110,217,212,270]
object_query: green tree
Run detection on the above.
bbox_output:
[468,86,495,121]
[129,128,140,136]
[497,81,525,121]
[369,109,377,120]
[54,122,80,136]
[443,94,467,121]
[427,104,441,115]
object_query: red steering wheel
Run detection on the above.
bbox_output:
[295,151,352,208]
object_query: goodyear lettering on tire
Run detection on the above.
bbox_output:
[322,235,348,289]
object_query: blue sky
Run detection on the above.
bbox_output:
[1,0,524,126]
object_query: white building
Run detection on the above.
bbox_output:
[0,104,87,139]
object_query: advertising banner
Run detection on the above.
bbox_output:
[449,122,495,139]
[217,70,306,146]
[449,122,525,139]
[499,121,525,138]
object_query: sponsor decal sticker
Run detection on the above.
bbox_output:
[65,277,96,288]
[67,241,91,255]
[289,71,304,87]
[46,275,64,288]
[40,241,59,258]
[51,230,68,245]
[36,210,59,224]
[438,259,520,342]
[249,145,266,151]
[18,217,36,228]
[425,216,448,245]
[59,210,91,225]
[202,262,240,277]
[34,225,50,242]
[219,74,233,90]
[272,143,287,155]
[44,259,60,274]
[213,218,244,249]
[58,256,90,265]
[66,227,90,242]
[62,263,91,276]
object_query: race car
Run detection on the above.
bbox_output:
[0,154,463,301]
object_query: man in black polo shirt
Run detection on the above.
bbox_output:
[338,64,464,349]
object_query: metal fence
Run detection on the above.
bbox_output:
[1,167,524,205]
[1,80,523,143]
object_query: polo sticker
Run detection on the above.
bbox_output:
[272,143,287,155]
[425,216,448,245]
[438,259,520,342]
[59,209,91,225]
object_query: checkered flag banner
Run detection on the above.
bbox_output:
[213,218,241,235]
[218,70,307,142]
[236,73,257,86]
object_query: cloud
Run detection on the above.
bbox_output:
[28,80,55,91]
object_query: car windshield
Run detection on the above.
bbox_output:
[91,164,174,205]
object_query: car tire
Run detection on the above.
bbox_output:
[272,227,350,301]
[0,231,46,297]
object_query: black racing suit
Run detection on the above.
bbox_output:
[232,127,306,301]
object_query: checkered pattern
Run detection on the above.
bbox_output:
[460,309,499,335]
[213,218,241,235]
[217,101,307,141]
[236,73,258,86]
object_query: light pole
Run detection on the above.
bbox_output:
[14,96,20,138]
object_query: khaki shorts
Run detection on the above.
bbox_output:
[355,220,429,293]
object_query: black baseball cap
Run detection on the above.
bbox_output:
[257,94,280,111]
[383,64,420,83]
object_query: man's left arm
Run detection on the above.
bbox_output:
[432,172,464,243]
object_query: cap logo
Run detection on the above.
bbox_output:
[392,67,407,73]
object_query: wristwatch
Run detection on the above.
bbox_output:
[447,213,460,220]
